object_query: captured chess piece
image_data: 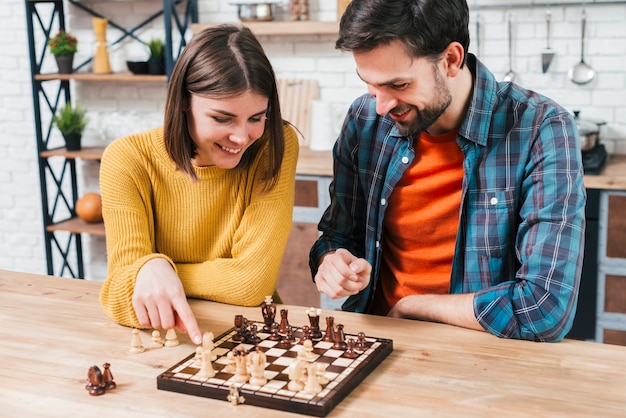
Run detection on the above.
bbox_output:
[85,365,105,396]
[165,328,179,347]
[130,328,145,353]
[102,362,116,390]
[151,330,164,348]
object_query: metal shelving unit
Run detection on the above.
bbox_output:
[24,0,197,278]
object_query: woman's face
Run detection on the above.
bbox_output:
[187,90,269,169]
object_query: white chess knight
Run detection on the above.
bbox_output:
[202,331,217,361]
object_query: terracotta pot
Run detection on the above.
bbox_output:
[55,54,74,74]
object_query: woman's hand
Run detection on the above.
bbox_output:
[133,258,202,345]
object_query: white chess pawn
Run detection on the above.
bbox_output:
[130,328,145,354]
[164,328,179,347]
[198,349,216,379]
[151,330,164,348]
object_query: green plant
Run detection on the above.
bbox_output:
[48,30,78,57]
[53,102,88,136]
[147,38,165,59]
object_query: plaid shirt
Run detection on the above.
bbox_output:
[310,54,586,342]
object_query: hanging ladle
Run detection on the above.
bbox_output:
[569,9,595,85]
[503,15,515,82]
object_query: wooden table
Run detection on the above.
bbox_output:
[1,269,625,417]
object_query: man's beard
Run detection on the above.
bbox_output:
[393,68,452,137]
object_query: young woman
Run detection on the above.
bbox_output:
[99,25,299,345]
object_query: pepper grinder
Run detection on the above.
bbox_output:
[92,17,112,74]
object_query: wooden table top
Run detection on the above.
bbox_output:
[1,269,625,417]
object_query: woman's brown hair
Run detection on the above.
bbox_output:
[164,24,285,190]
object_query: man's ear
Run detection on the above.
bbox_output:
[442,42,465,77]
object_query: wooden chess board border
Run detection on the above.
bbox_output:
[156,323,393,417]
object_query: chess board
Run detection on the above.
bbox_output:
[156,320,393,417]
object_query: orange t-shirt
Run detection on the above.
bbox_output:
[371,128,464,315]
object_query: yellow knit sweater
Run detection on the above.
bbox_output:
[99,126,299,328]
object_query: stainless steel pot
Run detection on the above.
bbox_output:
[574,111,604,151]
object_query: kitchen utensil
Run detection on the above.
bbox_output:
[568,9,595,85]
[574,110,605,151]
[503,16,515,82]
[541,10,555,73]
[229,0,280,22]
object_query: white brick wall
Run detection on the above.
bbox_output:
[1,0,626,278]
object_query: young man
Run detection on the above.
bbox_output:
[309,0,586,342]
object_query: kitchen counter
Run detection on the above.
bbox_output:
[298,149,626,191]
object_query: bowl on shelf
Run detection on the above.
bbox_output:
[126,60,150,75]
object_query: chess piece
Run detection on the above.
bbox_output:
[102,362,116,390]
[262,295,276,333]
[344,338,360,359]
[198,349,216,378]
[203,331,217,361]
[85,365,105,396]
[323,316,335,342]
[304,363,322,394]
[247,349,267,386]
[246,324,261,345]
[223,350,236,373]
[287,359,306,392]
[333,324,347,350]
[227,385,245,405]
[233,349,250,383]
[278,308,290,334]
[355,331,367,352]
[130,328,145,353]
[299,325,311,345]
[315,363,329,385]
[306,307,323,339]
[301,339,317,361]
[151,330,164,348]
[165,328,179,347]
[193,346,203,367]
[268,322,281,341]
[232,314,245,342]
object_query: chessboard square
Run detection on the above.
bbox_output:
[276,389,297,397]
[292,391,315,400]
[264,347,287,357]
[257,338,274,348]
[265,363,286,373]
[264,370,279,380]
[332,357,355,368]
[322,348,344,358]
[217,340,238,350]
[272,356,297,367]
[324,371,339,381]
[314,341,333,350]
[212,347,230,357]
[258,379,286,392]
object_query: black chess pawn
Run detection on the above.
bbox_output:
[299,325,312,345]
[245,324,261,344]
[332,323,347,350]
[279,324,296,348]
[344,338,360,359]
[323,316,335,343]
[268,322,281,341]
[102,362,116,390]
[355,331,368,352]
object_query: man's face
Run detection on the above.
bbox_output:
[353,40,451,137]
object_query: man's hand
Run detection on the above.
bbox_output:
[133,258,202,345]
[314,248,371,299]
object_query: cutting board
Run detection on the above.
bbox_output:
[278,79,318,147]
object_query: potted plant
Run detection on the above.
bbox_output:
[53,102,88,151]
[48,29,78,74]
[147,37,165,75]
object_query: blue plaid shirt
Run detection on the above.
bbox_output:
[310,54,586,342]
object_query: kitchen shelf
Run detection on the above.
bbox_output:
[192,20,339,36]
[25,0,197,279]
[35,73,167,82]
[47,218,106,237]
[40,146,106,160]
